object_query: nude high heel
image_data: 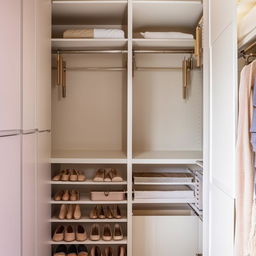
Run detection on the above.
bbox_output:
[58,204,68,219]
[73,204,81,220]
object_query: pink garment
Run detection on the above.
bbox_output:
[235,61,256,256]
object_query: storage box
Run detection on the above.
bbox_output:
[90,191,125,201]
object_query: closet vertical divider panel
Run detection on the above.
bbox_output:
[127,0,133,255]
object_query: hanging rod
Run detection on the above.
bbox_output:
[135,67,182,71]
[52,49,194,55]
[241,40,256,55]
[53,50,128,54]
[52,67,126,71]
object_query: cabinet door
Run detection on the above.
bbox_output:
[37,131,51,256]
[207,0,237,255]
[22,133,36,256]
[23,0,36,130]
[36,0,51,131]
[0,1,21,131]
[0,135,21,255]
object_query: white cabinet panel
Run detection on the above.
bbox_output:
[133,216,199,256]
[210,0,236,43]
[0,135,21,255]
[210,185,235,256]
[0,1,21,131]
[36,0,51,131]
[211,24,236,197]
[23,0,36,130]
[22,133,36,256]
[37,132,51,256]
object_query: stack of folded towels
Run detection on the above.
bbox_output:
[63,28,125,39]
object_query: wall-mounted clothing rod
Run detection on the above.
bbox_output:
[241,40,256,55]
[53,67,127,71]
[52,49,194,55]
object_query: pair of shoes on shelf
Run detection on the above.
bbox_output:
[54,190,80,201]
[93,168,123,182]
[89,205,121,219]
[90,246,126,256]
[53,169,86,182]
[54,244,88,256]
[90,223,123,241]
[59,204,81,220]
[53,225,87,242]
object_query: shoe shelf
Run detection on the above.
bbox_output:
[49,238,128,245]
[51,196,128,205]
[133,181,195,186]
[50,180,128,185]
[50,217,128,223]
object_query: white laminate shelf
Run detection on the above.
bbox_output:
[134,181,196,186]
[51,150,127,164]
[51,180,127,185]
[50,217,128,222]
[51,196,127,205]
[51,39,128,51]
[133,1,202,30]
[132,150,203,164]
[50,238,127,245]
[132,38,195,50]
[52,1,127,25]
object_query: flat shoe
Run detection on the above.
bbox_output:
[61,169,71,181]
[93,169,105,182]
[102,224,112,241]
[67,245,77,256]
[70,190,80,201]
[54,244,67,256]
[78,245,88,256]
[64,225,75,242]
[54,191,64,201]
[113,224,123,241]
[52,170,65,181]
[53,225,65,241]
[62,190,70,201]
[98,206,106,219]
[70,169,78,181]
[90,224,100,241]
[76,225,87,241]
[78,171,86,181]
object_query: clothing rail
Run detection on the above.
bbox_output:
[240,40,256,64]
[52,49,194,55]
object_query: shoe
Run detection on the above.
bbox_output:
[70,169,78,181]
[54,191,64,201]
[54,244,67,256]
[77,170,86,181]
[89,206,98,219]
[102,224,112,241]
[61,169,71,181]
[110,169,123,182]
[70,190,80,201]
[59,204,68,220]
[73,204,81,220]
[90,224,100,241]
[113,224,123,241]
[78,245,88,256]
[76,225,87,241]
[90,246,102,256]
[105,247,114,256]
[67,245,78,256]
[64,225,75,242]
[53,225,65,241]
[98,206,106,219]
[113,205,122,219]
[93,169,105,182]
[66,205,74,219]
[118,246,126,256]
[106,206,113,219]
[104,169,112,182]
[62,190,70,201]
[52,170,66,181]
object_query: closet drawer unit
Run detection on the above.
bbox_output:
[133,215,199,256]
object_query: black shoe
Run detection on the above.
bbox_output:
[67,245,78,256]
[54,244,67,256]
[77,245,88,255]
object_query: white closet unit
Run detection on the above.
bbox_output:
[0,0,243,256]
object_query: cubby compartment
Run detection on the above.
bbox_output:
[51,53,127,161]
[132,53,203,163]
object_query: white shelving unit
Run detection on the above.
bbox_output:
[50,0,204,255]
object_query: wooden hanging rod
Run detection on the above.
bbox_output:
[240,40,256,56]
[52,49,194,55]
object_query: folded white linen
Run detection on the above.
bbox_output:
[94,29,125,39]
[140,32,194,39]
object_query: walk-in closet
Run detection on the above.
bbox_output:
[1,0,242,256]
